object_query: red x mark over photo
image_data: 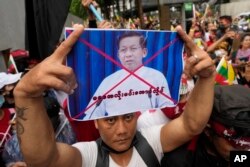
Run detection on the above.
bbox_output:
[66,30,181,120]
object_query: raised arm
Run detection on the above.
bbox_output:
[161,26,216,152]
[207,30,236,53]
[14,25,84,167]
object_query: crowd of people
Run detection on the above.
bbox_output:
[187,7,250,87]
[1,0,250,166]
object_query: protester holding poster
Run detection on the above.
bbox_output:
[14,24,215,167]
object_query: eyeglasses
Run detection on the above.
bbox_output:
[118,46,142,55]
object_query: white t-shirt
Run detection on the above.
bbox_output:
[73,125,164,167]
[137,108,170,130]
[84,66,173,120]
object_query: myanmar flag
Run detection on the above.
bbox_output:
[7,55,18,74]
[215,56,237,85]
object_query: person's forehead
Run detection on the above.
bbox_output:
[120,36,140,45]
[220,19,229,24]
[243,36,250,40]
[98,113,136,120]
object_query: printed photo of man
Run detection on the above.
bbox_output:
[84,31,174,120]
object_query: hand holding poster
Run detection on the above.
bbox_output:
[65,28,184,121]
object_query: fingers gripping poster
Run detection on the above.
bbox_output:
[65,28,184,121]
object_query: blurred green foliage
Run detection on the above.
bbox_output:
[69,0,88,19]
[69,0,116,19]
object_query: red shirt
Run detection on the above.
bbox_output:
[0,109,12,148]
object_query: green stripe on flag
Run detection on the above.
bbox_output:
[217,66,227,78]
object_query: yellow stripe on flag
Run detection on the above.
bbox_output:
[228,61,237,85]
[215,56,237,85]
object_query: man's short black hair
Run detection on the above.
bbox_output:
[219,15,232,23]
[117,31,147,49]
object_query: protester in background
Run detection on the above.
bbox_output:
[204,22,217,43]
[235,33,250,63]
[216,16,233,37]
[0,73,22,142]
[0,73,22,166]
[231,34,250,87]
[172,75,194,119]
[161,84,250,167]
[189,23,207,50]
[207,15,237,56]
[0,73,23,109]
[206,28,217,47]
[2,96,77,167]
[0,95,12,162]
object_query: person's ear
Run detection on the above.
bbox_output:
[142,48,148,58]
[94,120,99,129]
[117,51,122,59]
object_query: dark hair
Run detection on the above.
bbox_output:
[211,85,250,136]
[219,15,232,23]
[239,33,250,49]
[240,33,250,41]
[117,31,147,49]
